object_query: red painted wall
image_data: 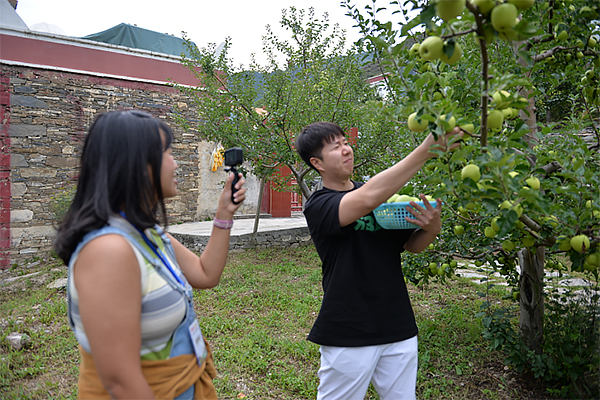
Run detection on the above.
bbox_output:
[0,33,200,86]
[270,165,292,218]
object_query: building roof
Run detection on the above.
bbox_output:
[0,0,28,31]
[81,23,194,57]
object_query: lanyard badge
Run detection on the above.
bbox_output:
[188,318,207,365]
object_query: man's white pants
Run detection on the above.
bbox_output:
[317,336,418,400]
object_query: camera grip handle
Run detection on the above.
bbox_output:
[231,168,241,204]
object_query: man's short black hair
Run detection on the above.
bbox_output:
[296,122,346,172]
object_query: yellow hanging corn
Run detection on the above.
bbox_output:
[211,146,224,171]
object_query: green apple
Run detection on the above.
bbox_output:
[555,30,569,41]
[502,240,515,252]
[589,37,597,48]
[428,243,435,250]
[409,43,421,58]
[484,226,497,238]
[440,42,463,65]
[438,114,456,133]
[557,236,572,251]
[460,123,475,134]
[397,194,416,202]
[525,177,540,190]
[491,217,500,232]
[516,220,525,230]
[586,252,600,267]
[461,164,481,182]
[585,69,595,80]
[498,29,519,41]
[502,107,517,119]
[522,235,535,247]
[507,0,534,10]
[499,200,511,210]
[492,90,511,107]
[570,234,590,253]
[387,193,401,203]
[472,0,495,15]
[429,262,438,273]
[499,200,523,217]
[576,51,584,59]
[450,260,458,268]
[586,200,593,208]
[487,110,504,130]
[408,112,428,132]
[565,53,573,62]
[491,3,518,32]
[584,262,597,272]
[419,36,444,61]
[515,96,528,109]
[454,225,465,235]
[576,39,585,48]
[543,215,559,228]
[436,0,466,21]
[433,91,443,101]
[513,204,523,217]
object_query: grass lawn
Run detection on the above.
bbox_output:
[1,245,551,399]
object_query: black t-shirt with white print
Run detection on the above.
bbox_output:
[304,181,418,347]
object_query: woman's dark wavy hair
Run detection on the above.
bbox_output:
[295,122,346,172]
[54,110,174,265]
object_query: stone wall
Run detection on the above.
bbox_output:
[2,65,260,264]
[171,227,312,254]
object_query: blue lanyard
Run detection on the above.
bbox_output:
[119,211,185,286]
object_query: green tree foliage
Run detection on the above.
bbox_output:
[175,7,396,199]
[344,0,599,396]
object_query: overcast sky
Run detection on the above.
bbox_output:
[14,0,403,67]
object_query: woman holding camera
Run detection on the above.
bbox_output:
[55,110,245,399]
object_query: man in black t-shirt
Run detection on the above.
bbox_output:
[296,122,461,400]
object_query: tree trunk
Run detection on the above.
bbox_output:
[290,164,314,200]
[517,246,545,354]
[252,176,266,235]
[514,42,544,354]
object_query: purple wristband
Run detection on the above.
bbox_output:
[213,218,233,229]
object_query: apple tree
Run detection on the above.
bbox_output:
[344,0,599,394]
[174,7,402,202]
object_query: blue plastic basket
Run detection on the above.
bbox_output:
[373,201,437,230]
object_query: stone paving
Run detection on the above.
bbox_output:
[455,261,600,305]
[168,214,308,237]
[168,214,311,253]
